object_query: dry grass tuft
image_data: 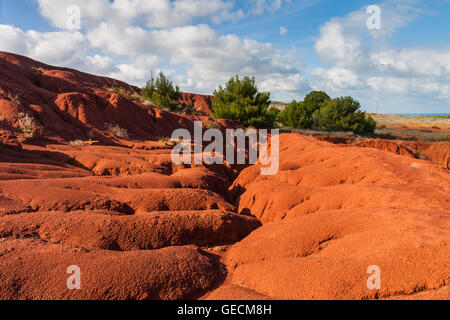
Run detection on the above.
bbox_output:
[106,123,129,140]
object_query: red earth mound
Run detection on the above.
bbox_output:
[0,210,260,251]
[205,133,449,300]
[0,239,222,300]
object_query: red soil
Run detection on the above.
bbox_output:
[0,52,448,300]
[180,92,213,115]
[316,136,449,169]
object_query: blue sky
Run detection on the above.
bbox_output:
[0,0,449,114]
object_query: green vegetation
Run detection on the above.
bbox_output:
[16,113,41,143]
[375,127,450,142]
[278,91,376,134]
[106,87,142,102]
[142,72,182,112]
[140,72,204,115]
[211,76,276,128]
[204,119,222,130]
[313,97,376,134]
[18,113,38,136]
[428,115,450,119]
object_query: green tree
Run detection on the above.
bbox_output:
[212,76,274,128]
[279,91,331,129]
[279,101,311,128]
[313,96,376,134]
[303,91,331,114]
[142,72,181,112]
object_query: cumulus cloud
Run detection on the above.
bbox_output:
[311,68,363,91]
[0,0,300,103]
[36,0,244,29]
[86,22,306,93]
[0,25,87,66]
[311,0,450,111]
[0,0,305,98]
[280,26,287,36]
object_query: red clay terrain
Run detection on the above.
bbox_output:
[180,92,213,115]
[0,52,449,300]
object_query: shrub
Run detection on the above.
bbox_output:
[141,72,181,112]
[278,91,330,129]
[211,75,274,128]
[16,113,40,142]
[106,123,129,140]
[18,113,38,135]
[278,101,311,128]
[313,97,376,134]
[279,91,376,134]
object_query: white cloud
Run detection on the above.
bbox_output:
[108,55,160,84]
[36,0,244,30]
[370,48,450,78]
[86,22,305,93]
[280,26,287,36]
[314,21,367,68]
[311,0,450,110]
[0,25,30,54]
[260,74,310,98]
[311,68,363,91]
[0,25,87,66]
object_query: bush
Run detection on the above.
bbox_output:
[211,76,275,128]
[141,72,181,112]
[106,123,129,140]
[278,91,376,134]
[278,91,330,129]
[18,113,39,135]
[278,101,310,128]
[313,97,376,134]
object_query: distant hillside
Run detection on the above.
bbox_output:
[270,101,288,110]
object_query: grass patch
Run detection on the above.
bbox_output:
[279,126,358,138]
[105,87,145,103]
[428,115,450,119]
[375,127,450,142]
